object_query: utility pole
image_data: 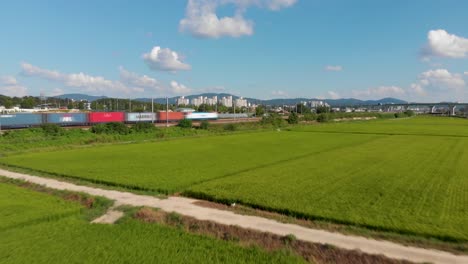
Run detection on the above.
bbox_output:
[151,97,154,124]
[166,97,169,127]
[129,99,131,112]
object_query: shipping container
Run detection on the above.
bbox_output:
[0,113,43,128]
[218,113,249,119]
[88,112,125,123]
[185,112,218,120]
[156,112,184,122]
[125,112,156,123]
[45,113,88,126]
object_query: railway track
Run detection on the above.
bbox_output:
[1,117,263,132]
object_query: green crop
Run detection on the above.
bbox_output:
[0,181,304,264]
[1,116,467,242]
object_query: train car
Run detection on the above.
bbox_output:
[156,112,184,123]
[125,112,156,123]
[218,113,249,119]
[185,112,218,120]
[88,112,125,124]
[45,113,88,126]
[0,113,43,128]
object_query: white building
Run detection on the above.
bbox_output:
[221,96,233,107]
[190,96,218,107]
[176,96,190,106]
[205,96,218,106]
[235,97,248,108]
[85,102,92,110]
[191,96,204,107]
[307,101,329,108]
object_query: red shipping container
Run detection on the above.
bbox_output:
[157,112,184,122]
[89,112,125,123]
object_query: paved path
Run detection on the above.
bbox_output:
[1,168,466,264]
[91,202,124,224]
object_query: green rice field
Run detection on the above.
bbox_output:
[1,116,467,242]
[0,181,303,263]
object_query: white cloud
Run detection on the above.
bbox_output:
[179,0,254,38]
[119,67,163,92]
[142,46,191,72]
[265,0,297,10]
[170,81,192,94]
[179,0,296,38]
[425,29,468,59]
[271,90,287,97]
[50,88,64,96]
[21,63,63,81]
[327,91,340,99]
[409,83,426,96]
[20,62,198,97]
[0,76,28,97]
[418,69,465,90]
[353,86,405,99]
[409,69,467,101]
[0,76,18,86]
[325,65,343,72]
[464,71,468,76]
[21,63,131,94]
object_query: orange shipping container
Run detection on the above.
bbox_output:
[157,112,184,122]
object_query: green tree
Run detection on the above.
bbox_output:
[404,110,415,117]
[287,112,299,124]
[316,106,330,114]
[255,106,265,116]
[3,98,13,109]
[301,105,312,114]
[261,113,285,127]
[177,119,192,128]
[302,113,317,121]
[78,101,85,110]
[317,113,330,122]
[20,97,35,109]
[199,120,210,129]
[217,104,228,113]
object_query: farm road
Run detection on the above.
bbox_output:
[1,168,466,264]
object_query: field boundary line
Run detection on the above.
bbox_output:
[184,135,385,189]
[1,169,467,264]
[0,211,79,232]
[289,130,468,138]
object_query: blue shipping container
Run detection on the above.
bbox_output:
[45,113,88,126]
[0,113,43,128]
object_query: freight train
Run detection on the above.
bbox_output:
[0,111,229,129]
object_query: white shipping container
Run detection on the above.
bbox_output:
[125,112,156,122]
[218,113,249,119]
[185,112,218,120]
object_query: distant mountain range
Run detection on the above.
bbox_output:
[54,93,408,107]
[54,93,108,102]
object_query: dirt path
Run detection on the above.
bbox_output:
[1,168,466,264]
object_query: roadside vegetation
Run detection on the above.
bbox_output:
[0,178,306,264]
[0,111,399,154]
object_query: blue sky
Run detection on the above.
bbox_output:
[1,0,468,102]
